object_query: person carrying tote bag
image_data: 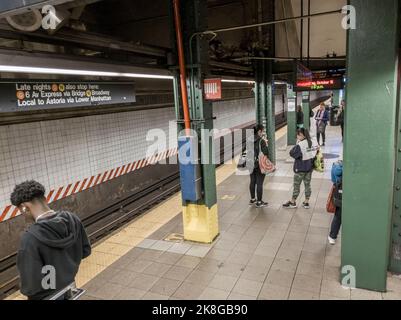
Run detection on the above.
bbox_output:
[283,128,319,210]
[246,124,269,208]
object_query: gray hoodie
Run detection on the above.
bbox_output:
[17,211,91,300]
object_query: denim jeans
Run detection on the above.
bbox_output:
[329,206,342,239]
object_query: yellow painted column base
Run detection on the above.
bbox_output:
[182,203,219,243]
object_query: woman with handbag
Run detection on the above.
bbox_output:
[315,102,329,146]
[283,128,319,209]
[328,161,343,245]
[246,124,269,208]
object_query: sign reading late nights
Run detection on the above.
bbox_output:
[0,81,136,112]
[295,77,344,91]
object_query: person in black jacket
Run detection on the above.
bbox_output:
[10,180,91,300]
[337,100,345,140]
[246,124,269,208]
[283,128,318,209]
[296,105,304,129]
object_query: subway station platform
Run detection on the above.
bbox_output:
[9,124,401,301]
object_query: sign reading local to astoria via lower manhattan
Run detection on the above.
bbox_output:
[0,81,136,112]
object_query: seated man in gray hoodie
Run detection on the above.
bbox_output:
[10,180,91,300]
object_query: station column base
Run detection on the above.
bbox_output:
[182,203,219,243]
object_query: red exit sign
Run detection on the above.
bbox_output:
[204,78,222,100]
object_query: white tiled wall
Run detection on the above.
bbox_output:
[0,99,255,213]
[213,98,255,130]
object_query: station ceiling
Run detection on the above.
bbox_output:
[0,0,347,78]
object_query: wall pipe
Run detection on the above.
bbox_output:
[173,0,191,133]
[300,0,304,61]
[307,0,311,67]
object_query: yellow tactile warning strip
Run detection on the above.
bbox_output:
[8,125,288,300]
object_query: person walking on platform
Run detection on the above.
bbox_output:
[315,102,329,146]
[246,124,269,208]
[328,160,343,245]
[10,180,92,300]
[296,105,304,129]
[283,128,319,209]
[337,100,345,140]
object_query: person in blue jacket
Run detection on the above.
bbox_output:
[315,102,329,146]
[328,160,343,245]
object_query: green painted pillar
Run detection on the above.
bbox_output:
[170,0,219,243]
[341,0,400,291]
[255,60,276,163]
[287,84,297,146]
[302,92,310,131]
[332,90,341,107]
[390,72,401,273]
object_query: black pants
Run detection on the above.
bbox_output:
[317,126,326,145]
[250,167,266,201]
[329,206,342,239]
[340,123,344,139]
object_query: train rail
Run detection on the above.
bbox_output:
[0,117,287,300]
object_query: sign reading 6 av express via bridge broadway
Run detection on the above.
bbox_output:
[0,81,136,112]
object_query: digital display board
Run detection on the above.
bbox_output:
[295,77,344,91]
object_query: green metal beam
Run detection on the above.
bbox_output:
[176,0,217,209]
[333,90,341,107]
[287,84,297,146]
[255,60,276,162]
[341,0,400,291]
[302,92,310,131]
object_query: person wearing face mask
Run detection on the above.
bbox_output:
[282,128,319,209]
[10,180,91,300]
[245,124,269,208]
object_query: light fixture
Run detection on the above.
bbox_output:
[0,65,290,85]
[221,79,255,84]
[0,65,175,80]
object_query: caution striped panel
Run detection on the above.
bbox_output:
[0,147,178,223]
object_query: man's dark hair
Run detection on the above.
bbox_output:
[254,124,264,135]
[10,180,46,207]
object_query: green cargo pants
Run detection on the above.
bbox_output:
[292,171,312,200]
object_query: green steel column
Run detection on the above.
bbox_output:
[302,91,310,131]
[170,0,218,243]
[333,90,340,107]
[390,68,401,273]
[255,60,276,162]
[341,0,400,291]
[287,84,297,146]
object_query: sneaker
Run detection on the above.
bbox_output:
[249,199,257,206]
[322,143,325,146]
[255,201,268,208]
[328,236,336,245]
[282,201,297,209]
[302,202,310,209]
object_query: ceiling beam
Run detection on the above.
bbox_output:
[0,21,167,58]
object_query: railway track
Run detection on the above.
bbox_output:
[0,118,287,299]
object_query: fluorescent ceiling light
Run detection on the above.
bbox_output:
[221,79,255,84]
[0,65,174,80]
[0,65,289,84]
